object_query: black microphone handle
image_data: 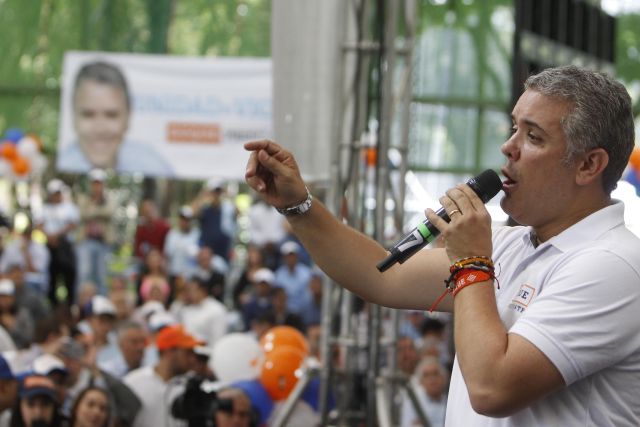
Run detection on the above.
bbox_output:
[376,207,449,272]
[376,169,502,272]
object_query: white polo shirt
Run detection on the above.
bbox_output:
[446,201,640,427]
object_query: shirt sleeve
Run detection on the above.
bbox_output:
[509,248,640,385]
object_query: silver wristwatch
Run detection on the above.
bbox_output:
[276,188,313,216]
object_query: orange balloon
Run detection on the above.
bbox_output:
[259,326,309,355]
[11,156,30,176]
[259,345,306,401]
[630,148,640,170]
[1,142,17,160]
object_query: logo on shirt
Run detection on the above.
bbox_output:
[509,284,535,313]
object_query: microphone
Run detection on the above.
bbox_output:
[376,169,503,272]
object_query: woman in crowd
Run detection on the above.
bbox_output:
[68,386,111,427]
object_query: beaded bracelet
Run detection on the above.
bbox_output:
[428,257,496,312]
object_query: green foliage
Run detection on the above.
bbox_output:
[616,13,640,115]
[0,0,271,156]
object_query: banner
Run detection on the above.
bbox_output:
[56,51,272,180]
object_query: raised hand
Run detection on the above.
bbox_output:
[244,139,309,210]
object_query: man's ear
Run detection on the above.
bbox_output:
[576,148,609,186]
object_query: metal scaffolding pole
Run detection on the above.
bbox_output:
[271,1,417,424]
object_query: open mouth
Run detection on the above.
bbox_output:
[501,169,518,190]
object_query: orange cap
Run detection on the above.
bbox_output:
[156,325,204,351]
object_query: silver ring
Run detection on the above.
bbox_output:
[449,209,461,217]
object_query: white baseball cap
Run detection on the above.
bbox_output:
[32,354,68,376]
[88,168,107,182]
[0,279,15,296]
[205,177,226,191]
[280,241,301,255]
[253,268,275,285]
[46,179,65,194]
[88,295,117,317]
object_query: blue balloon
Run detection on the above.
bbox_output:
[231,379,274,425]
[624,169,640,195]
[3,128,24,143]
[301,377,336,412]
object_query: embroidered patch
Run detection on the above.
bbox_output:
[512,284,536,309]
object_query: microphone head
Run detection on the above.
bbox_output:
[467,169,503,203]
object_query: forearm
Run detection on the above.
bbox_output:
[454,283,546,417]
[287,199,451,310]
[454,283,507,393]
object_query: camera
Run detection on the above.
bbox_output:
[171,375,229,427]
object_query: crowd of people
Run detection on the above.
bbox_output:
[0,168,450,427]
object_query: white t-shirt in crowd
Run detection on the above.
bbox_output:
[124,366,185,427]
[445,201,640,426]
[178,297,228,348]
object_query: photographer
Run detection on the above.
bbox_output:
[124,325,201,427]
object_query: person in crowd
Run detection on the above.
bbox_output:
[398,311,426,343]
[108,284,135,326]
[277,222,313,267]
[79,296,118,369]
[138,276,170,309]
[244,66,640,424]
[241,268,274,331]
[0,222,50,295]
[195,178,237,262]
[75,168,116,295]
[123,324,201,427]
[133,200,170,261]
[401,356,448,427]
[57,60,173,175]
[0,324,15,352]
[249,311,276,340]
[273,241,312,316]
[178,276,227,348]
[420,317,452,369]
[31,354,69,409]
[101,321,148,379]
[305,322,323,362]
[164,205,200,286]
[192,246,226,302]
[68,386,111,427]
[3,316,67,374]
[9,375,63,427]
[75,282,97,320]
[136,248,169,304]
[0,354,18,417]
[56,335,141,427]
[2,264,49,327]
[231,244,266,309]
[247,195,287,270]
[0,279,34,349]
[214,387,255,427]
[299,270,323,328]
[269,287,305,332]
[397,336,421,378]
[36,179,79,308]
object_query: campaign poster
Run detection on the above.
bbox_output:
[57,51,272,180]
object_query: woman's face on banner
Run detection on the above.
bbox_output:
[73,79,129,169]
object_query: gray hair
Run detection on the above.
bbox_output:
[524,65,635,193]
[413,355,448,381]
[73,61,131,110]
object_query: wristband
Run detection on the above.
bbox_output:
[276,188,313,216]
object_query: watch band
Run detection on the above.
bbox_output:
[276,188,313,216]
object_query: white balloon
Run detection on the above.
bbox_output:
[30,155,48,175]
[16,137,39,160]
[0,160,12,178]
[211,333,264,383]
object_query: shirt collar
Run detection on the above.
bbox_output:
[525,200,626,253]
